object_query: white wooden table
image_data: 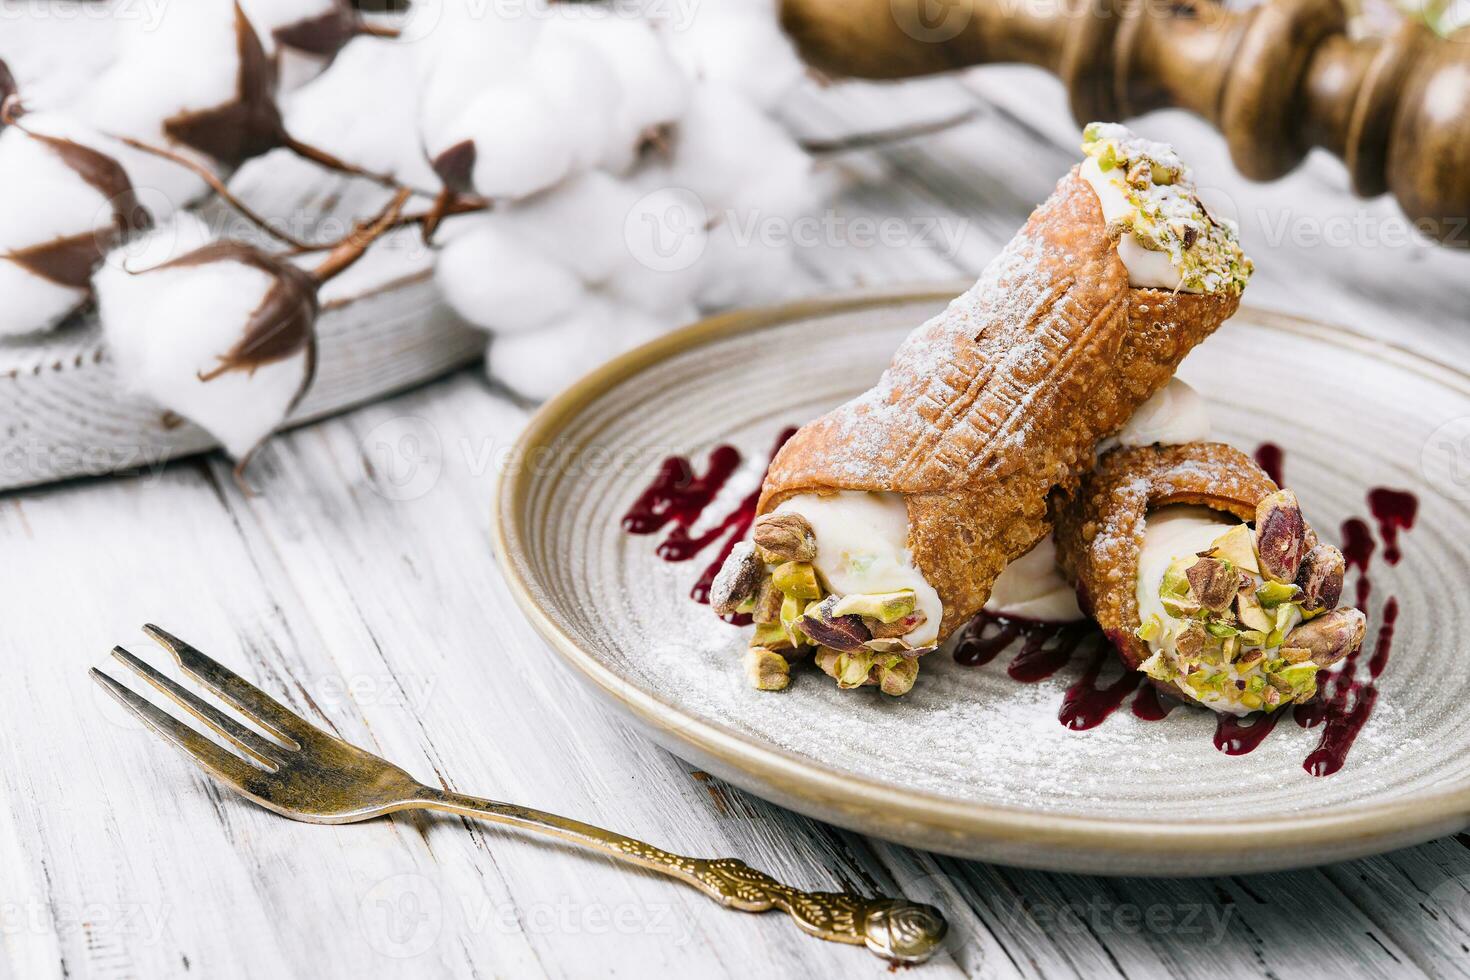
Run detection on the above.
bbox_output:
[3,71,1468,980]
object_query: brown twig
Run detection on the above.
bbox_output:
[357,19,402,38]
[286,194,490,255]
[798,107,981,156]
[312,187,413,283]
[116,136,320,251]
[277,131,412,192]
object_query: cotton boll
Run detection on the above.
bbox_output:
[96,219,319,463]
[505,171,641,283]
[665,85,812,212]
[415,1,543,151]
[434,215,585,334]
[558,18,690,174]
[76,0,283,166]
[0,115,164,335]
[0,5,120,111]
[428,83,573,198]
[486,295,670,401]
[529,25,623,172]
[604,185,709,315]
[283,37,439,191]
[666,0,803,111]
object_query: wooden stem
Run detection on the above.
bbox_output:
[116,137,319,251]
[312,188,413,283]
[779,0,1470,247]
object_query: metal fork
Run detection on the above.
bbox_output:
[92,625,946,964]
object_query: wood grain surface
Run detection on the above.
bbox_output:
[1,72,1466,979]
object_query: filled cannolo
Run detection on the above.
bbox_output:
[710,123,1253,694]
[1053,442,1363,715]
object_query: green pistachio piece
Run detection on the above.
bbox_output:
[1161,557,1193,598]
[829,590,916,624]
[752,621,794,651]
[772,561,821,600]
[744,647,790,691]
[1235,587,1274,633]
[779,595,810,647]
[1237,629,1268,647]
[1162,595,1203,619]
[1208,524,1261,575]
[1256,580,1301,608]
[1205,622,1240,639]
[835,651,875,689]
[1139,651,1173,681]
[876,657,918,697]
[1135,615,1163,643]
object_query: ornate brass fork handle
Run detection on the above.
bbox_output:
[92,626,947,964]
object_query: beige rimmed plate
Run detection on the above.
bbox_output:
[494,286,1470,875]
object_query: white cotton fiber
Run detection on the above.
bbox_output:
[486,294,669,401]
[502,171,640,283]
[283,36,439,191]
[560,18,689,173]
[0,113,195,335]
[434,215,585,333]
[665,0,803,111]
[96,214,314,461]
[75,0,243,147]
[415,1,542,152]
[449,83,573,200]
[527,26,621,173]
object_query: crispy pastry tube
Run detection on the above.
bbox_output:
[1053,443,1362,715]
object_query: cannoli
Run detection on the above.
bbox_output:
[1053,442,1363,715]
[710,123,1253,693]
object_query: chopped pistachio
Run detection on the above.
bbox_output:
[1139,651,1173,681]
[876,657,918,697]
[752,579,783,625]
[1237,629,1268,647]
[1135,615,1163,643]
[752,513,816,563]
[1254,490,1306,583]
[1236,587,1274,633]
[1162,595,1203,619]
[1256,580,1300,608]
[1187,558,1238,611]
[752,621,794,651]
[835,651,875,689]
[1161,557,1193,598]
[1209,525,1261,575]
[830,590,916,624]
[744,647,790,691]
[772,561,821,600]
[1205,621,1240,639]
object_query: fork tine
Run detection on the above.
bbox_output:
[110,648,285,769]
[142,625,311,748]
[91,669,262,790]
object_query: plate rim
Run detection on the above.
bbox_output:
[494,284,1470,864]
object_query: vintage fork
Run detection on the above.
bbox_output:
[92,625,946,964]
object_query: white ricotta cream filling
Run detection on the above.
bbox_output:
[1080,155,1194,292]
[775,491,942,648]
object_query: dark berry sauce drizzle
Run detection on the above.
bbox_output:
[622,427,796,623]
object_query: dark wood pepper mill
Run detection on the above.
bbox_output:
[780,0,1470,248]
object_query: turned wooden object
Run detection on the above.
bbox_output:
[780,0,1470,248]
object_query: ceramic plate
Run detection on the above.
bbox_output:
[494,287,1470,875]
